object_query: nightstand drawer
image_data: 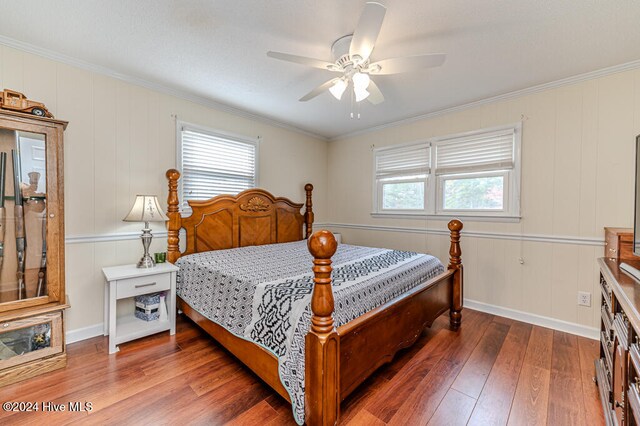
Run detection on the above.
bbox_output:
[117,273,171,299]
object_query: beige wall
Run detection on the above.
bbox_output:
[3,40,638,339]
[327,68,640,334]
[0,45,328,335]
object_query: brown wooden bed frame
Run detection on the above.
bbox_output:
[165,169,463,426]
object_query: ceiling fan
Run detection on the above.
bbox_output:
[267,1,446,105]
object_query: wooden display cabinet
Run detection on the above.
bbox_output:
[0,110,68,386]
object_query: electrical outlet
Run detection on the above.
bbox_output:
[578,291,591,307]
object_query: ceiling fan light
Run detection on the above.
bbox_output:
[329,79,347,100]
[354,87,370,102]
[352,72,371,90]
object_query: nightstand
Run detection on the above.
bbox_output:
[102,263,179,354]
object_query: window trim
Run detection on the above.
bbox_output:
[176,120,260,214]
[372,123,522,220]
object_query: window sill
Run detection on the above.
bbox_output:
[370,212,522,223]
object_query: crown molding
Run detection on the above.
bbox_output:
[3,34,638,143]
[0,35,327,141]
[331,58,640,141]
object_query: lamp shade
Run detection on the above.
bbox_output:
[123,195,169,223]
[354,87,370,102]
[329,79,347,100]
[352,72,370,90]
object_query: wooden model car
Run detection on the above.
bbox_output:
[0,89,53,118]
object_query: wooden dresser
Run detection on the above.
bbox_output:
[605,227,635,262]
[598,255,640,425]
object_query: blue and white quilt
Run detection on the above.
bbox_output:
[176,240,444,424]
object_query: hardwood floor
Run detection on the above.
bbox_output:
[0,309,603,425]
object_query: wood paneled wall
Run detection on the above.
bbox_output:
[2,39,638,338]
[0,45,329,334]
[327,69,640,333]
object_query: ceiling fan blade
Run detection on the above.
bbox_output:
[299,78,340,102]
[349,2,386,62]
[367,79,384,105]
[267,51,337,71]
[369,54,446,75]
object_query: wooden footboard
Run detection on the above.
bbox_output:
[305,220,463,426]
[337,271,453,399]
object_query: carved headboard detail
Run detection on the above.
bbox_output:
[165,169,314,263]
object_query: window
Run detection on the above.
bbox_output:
[178,122,258,213]
[374,143,430,212]
[373,124,521,219]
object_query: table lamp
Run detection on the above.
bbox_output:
[123,195,169,268]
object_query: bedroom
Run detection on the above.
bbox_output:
[0,1,638,425]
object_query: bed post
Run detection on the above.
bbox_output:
[306,230,339,426]
[166,169,182,263]
[447,219,463,330]
[304,183,314,238]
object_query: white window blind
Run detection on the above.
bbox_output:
[375,143,430,178]
[372,123,521,219]
[435,129,515,175]
[179,125,257,212]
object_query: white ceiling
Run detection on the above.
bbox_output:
[1,1,640,139]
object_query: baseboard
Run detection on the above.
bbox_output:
[66,323,104,344]
[64,302,598,345]
[464,298,599,340]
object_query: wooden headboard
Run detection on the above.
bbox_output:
[165,169,314,263]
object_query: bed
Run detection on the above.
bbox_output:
[165,169,463,426]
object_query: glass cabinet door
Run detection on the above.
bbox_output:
[0,312,62,370]
[0,128,47,304]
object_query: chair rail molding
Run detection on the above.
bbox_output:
[66,223,606,246]
[321,222,604,246]
[66,230,169,244]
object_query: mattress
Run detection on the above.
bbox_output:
[176,240,444,424]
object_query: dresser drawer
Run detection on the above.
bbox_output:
[116,273,171,299]
[604,227,634,261]
[605,232,619,259]
[596,358,613,407]
[602,332,613,373]
[632,342,640,377]
[602,305,613,335]
[614,313,630,351]
[630,382,640,425]
[600,274,613,313]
